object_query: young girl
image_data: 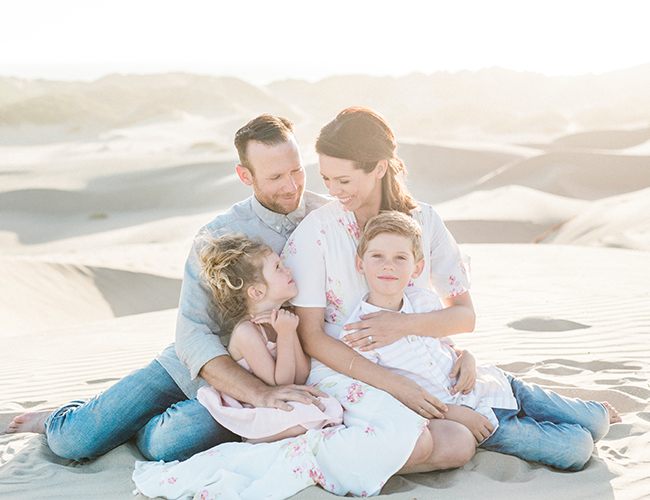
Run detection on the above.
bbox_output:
[195,232,343,444]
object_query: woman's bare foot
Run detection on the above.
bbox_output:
[602,402,622,424]
[3,411,52,435]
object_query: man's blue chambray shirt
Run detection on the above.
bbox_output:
[156,191,329,398]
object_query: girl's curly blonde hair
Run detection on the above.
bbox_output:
[198,232,273,332]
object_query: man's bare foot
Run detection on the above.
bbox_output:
[602,402,622,424]
[3,411,52,435]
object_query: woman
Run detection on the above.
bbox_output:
[283,106,478,474]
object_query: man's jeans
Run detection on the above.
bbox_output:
[44,359,239,462]
[481,375,610,471]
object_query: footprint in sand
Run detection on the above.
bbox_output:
[507,317,591,332]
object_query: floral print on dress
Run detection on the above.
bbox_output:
[284,238,297,257]
[196,490,221,500]
[283,435,309,459]
[325,277,345,323]
[281,433,337,492]
[444,258,470,297]
[346,382,368,404]
[337,216,360,241]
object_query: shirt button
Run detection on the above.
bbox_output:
[446,386,452,391]
[409,336,417,342]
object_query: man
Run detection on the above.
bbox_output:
[5,114,330,462]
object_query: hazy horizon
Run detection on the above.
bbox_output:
[3,0,650,84]
[2,62,649,86]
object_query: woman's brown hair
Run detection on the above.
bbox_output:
[315,106,417,214]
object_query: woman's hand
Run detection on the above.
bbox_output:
[251,309,299,336]
[444,404,494,444]
[341,310,406,350]
[388,375,449,419]
[449,348,477,395]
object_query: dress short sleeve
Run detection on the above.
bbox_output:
[282,212,327,308]
[414,204,471,298]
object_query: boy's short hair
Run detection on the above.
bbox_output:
[357,211,424,262]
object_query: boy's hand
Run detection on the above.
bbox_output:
[450,348,477,395]
[444,404,494,444]
[341,310,404,350]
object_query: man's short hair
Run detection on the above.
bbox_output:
[357,211,424,262]
[234,114,295,174]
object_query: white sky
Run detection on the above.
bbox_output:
[1,0,649,83]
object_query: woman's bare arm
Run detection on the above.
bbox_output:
[341,291,475,351]
[295,306,448,419]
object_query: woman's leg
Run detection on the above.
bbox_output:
[399,419,476,474]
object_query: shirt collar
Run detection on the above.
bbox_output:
[251,195,307,233]
[358,292,415,315]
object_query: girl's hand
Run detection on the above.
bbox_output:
[251,309,299,335]
[449,348,477,395]
[341,310,405,350]
[389,375,448,419]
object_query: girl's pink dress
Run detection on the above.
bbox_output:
[196,327,343,440]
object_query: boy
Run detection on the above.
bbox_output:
[341,211,621,471]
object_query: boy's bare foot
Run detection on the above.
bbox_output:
[602,402,622,424]
[3,411,52,435]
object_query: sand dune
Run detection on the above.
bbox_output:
[547,125,650,151]
[476,150,650,200]
[1,76,649,499]
[0,257,181,336]
[540,187,650,251]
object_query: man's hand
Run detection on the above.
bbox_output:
[341,310,405,351]
[200,355,324,411]
[252,384,328,412]
[444,404,494,444]
[450,348,477,395]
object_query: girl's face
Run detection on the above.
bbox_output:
[260,252,298,303]
[318,154,385,216]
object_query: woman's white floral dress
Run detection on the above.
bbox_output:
[132,200,470,500]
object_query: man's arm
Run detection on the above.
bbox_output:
[175,237,231,379]
[199,355,325,411]
[176,228,325,409]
